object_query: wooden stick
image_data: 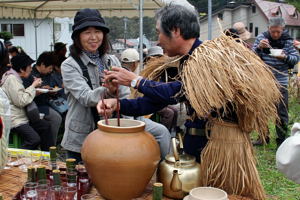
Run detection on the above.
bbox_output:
[102,96,109,125]
[116,84,120,126]
[152,182,163,200]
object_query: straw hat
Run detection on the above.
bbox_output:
[233,22,251,41]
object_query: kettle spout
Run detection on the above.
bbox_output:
[170,170,182,192]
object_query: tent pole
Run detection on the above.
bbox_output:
[34,11,38,59]
[139,0,144,71]
[52,18,55,50]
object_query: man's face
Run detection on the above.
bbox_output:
[156,21,178,57]
[39,64,53,75]
[268,26,284,40]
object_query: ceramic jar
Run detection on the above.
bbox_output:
[81,118,160,200]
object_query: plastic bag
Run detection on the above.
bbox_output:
[276,123,300,184]
[0,88,10,170]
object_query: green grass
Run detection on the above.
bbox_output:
[253,85,300,199]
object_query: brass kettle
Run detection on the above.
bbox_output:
[157,135,201,199]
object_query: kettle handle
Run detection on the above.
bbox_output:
[178,132,184,153]
[171,137,179,162]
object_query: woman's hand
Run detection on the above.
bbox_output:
[97,98,118,117]
[103,79,118,94]
[31,78,42,88]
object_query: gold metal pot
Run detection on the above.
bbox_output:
[157,137,201,199]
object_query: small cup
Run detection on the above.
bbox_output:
[63,186,77,200]
[189,187,228,200]
[36,184,49,200]
[50,185,64,200]
[24,182,38,200]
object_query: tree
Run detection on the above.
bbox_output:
[0,31,13,41]
[105,16,156,41]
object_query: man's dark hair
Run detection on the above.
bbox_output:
[8,46,19,54]
[36,51,55,67]
[155,4,200,40]
[69,26,111,57]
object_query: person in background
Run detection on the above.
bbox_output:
[252,17,300,147]
[22,51,62,145]
[293,40,300,86]
[4,40,12,49]
[61,8,130,162]
[8,46,22,58]
[51,53,66,100]
[144,46,179,133]
[233,22,252,48]
[0,53,54,150]
[294,40,300,52]
[52,42,67,96]
[120,48,170,158]
[54,42,67,68]
[233,22,251,41]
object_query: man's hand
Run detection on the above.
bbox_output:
[259,39,271,49]
[97,98,118,117]
[103,79,118,94]
[104,67,138,87]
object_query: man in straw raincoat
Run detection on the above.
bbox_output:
[99,4,212,163]
[98,4,281,200]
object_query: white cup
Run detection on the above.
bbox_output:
[270,49,283,56]
[188,187,228,200]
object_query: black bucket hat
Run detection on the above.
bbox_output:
[71,8,109,40]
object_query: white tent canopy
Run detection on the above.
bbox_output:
[0,0,161,19]
[0,0,194,19]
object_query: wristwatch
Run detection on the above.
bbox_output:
[130,76,142,89]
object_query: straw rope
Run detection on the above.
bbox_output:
[132,56,181,99]
[200,120,265,199]
[181,35,281,139]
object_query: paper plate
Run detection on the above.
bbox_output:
[36,88,49,93]
[48,88,62,93]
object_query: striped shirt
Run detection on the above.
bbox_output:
[252,32,299,86]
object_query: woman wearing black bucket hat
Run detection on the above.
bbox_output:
[60,8,130,162]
